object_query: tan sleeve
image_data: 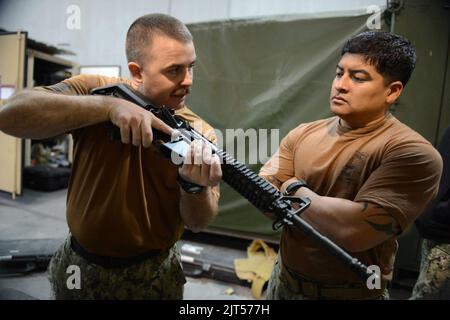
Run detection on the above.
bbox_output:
[34,74,130,95]
[200,121,217,145]
[355,142,443,233]
[259,126,302,189]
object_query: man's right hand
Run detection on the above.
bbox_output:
[108,98,174,147]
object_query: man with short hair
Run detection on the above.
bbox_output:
[259,31,442,300]
[0,13,222,299]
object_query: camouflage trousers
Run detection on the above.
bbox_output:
[410,239,450,300]
[266,254,389,300]
[47,236,186,300]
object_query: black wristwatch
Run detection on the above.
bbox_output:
[177,173,205,194]
[284,179,308,196]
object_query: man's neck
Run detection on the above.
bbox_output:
[339,113,390,130]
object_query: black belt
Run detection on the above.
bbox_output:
[70,236,162,269]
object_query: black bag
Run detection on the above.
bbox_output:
[23,165,71,191]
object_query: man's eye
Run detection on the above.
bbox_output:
[335,72,343,78]
[353,76,366,82]
[168,68,180,75]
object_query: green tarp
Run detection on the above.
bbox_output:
[186,13,374,239]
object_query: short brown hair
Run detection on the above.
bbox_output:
[125,13,193,65]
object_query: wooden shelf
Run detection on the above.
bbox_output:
[0,31,78,198]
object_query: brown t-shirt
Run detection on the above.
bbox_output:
[260,114,442,283]
[37,74,219,257]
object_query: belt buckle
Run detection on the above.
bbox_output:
[301,281,320,298]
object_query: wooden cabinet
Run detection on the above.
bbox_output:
[0,32,26,198]
[0,31,78,198]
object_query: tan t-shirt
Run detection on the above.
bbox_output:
[260,114,442,283]
[37,74,219,257]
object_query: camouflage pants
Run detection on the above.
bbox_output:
[410,239,450,300]
[266,255,309,300]
[266,254,389,300]
[47,236,186,300]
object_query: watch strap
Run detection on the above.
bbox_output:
[284,179,308,196]
[177,173,205,194]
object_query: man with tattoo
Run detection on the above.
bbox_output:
[259,31,443,300]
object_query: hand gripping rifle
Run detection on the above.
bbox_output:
[91,83,374,282]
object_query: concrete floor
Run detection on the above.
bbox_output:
[0,188,256,300]
[0,271,255,300]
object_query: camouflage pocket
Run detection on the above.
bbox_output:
[427,244,450,276]
[411,242,450,299]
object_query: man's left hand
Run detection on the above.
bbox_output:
[179,140,222,187]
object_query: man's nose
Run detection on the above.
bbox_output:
[334,75,349,93]
[181,69,193,86]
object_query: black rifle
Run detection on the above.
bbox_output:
[91,83,374,282]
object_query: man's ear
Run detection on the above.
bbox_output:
[128,62,143,84]
[386,81,404,105]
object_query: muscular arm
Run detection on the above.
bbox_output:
[0,88,172,145]
[282,180,400,253]
[261,125,441,254]
[0,89,112,139]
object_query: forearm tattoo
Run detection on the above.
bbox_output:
[362,202,401,236]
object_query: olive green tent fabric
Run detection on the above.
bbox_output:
[186,13,374,238]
